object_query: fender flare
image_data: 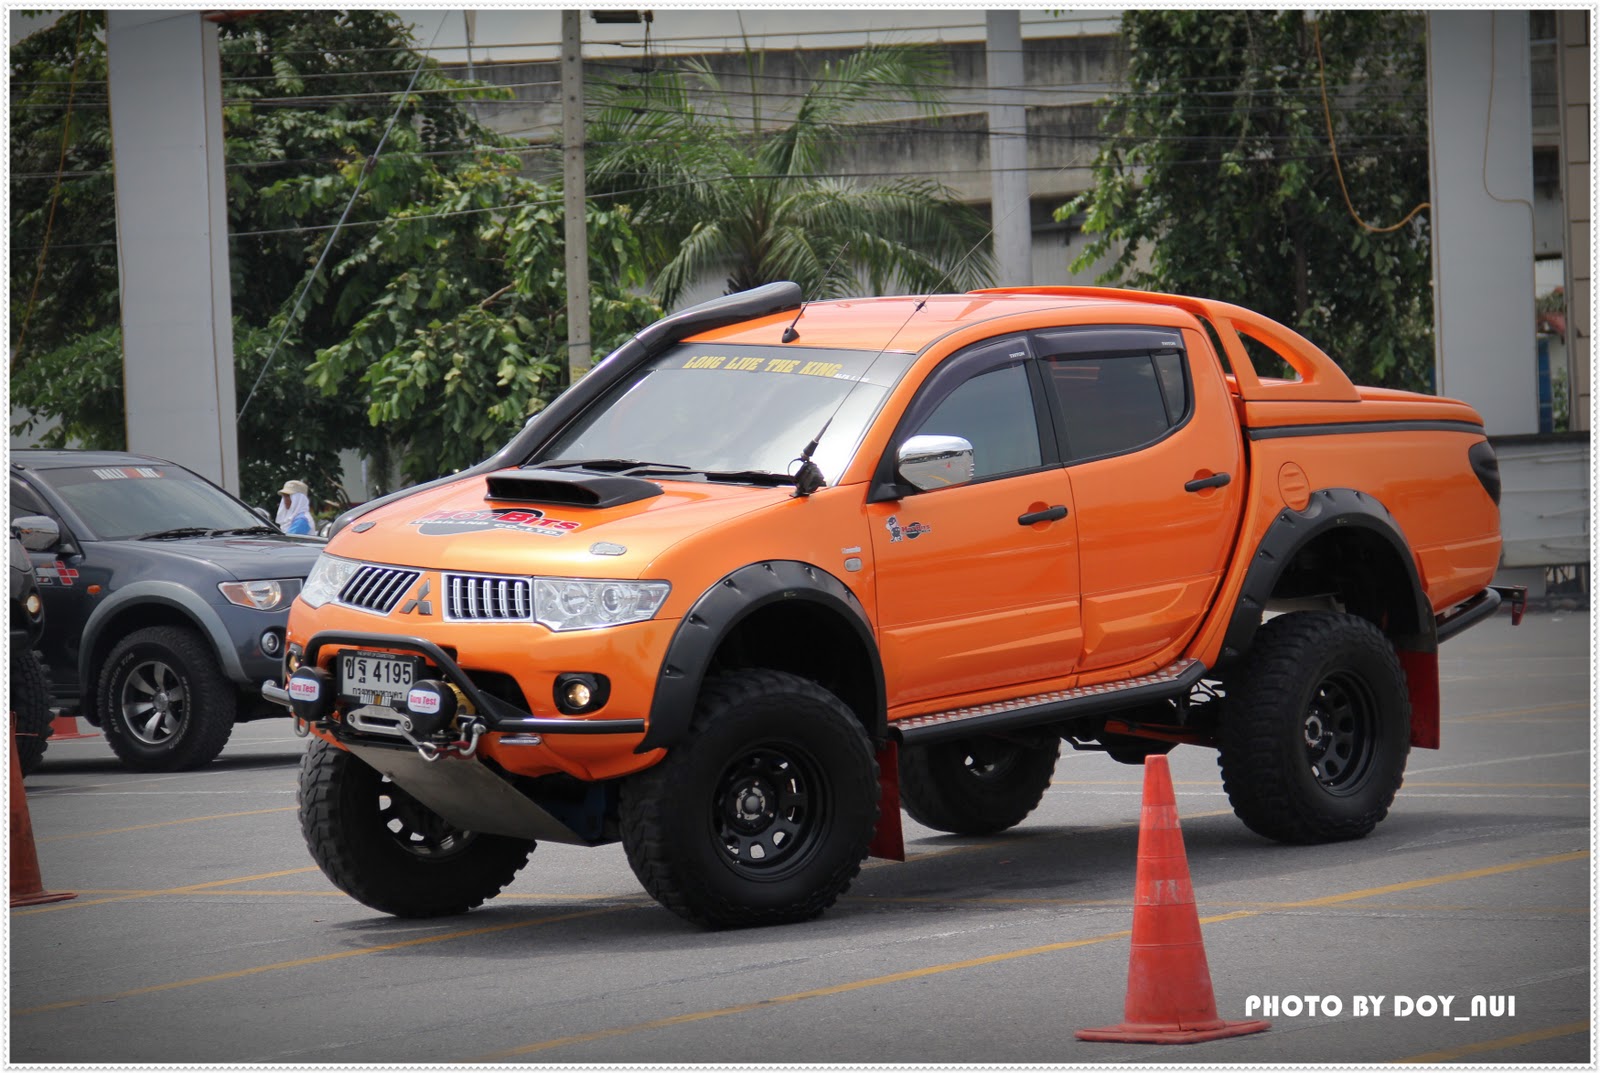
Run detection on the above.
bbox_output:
[1218,487,1436,666]
[80,582,241,690]
[639,560,886,752]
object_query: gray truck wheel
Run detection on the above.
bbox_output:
[11,648,53,775]
[899,734,1059,835]
[297,739,534,918]
[1218,610,1410,843]
[99,625,235,772]
[619,669,878,929]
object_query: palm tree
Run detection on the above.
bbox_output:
[587,46,994,306]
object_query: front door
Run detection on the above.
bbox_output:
[867,336,1082,711]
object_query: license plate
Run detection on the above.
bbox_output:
[338,651,419,707]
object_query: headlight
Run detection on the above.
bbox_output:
[299,554,361,609]
[218,579,300,611]
[534,578,670,632]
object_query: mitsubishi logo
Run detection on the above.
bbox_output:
[399,579,433,616]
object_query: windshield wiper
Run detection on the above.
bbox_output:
[532,458,694,476]
[133,527,214,541]
[207,525,279,536]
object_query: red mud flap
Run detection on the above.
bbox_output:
[868,739,905,861]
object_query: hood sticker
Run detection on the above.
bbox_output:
[884,516,931,543]
[410,508,581,537]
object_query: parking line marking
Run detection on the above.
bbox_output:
[474,850,1589,1060]
[1398,1019,1589,1062]
[37,806,298,842]
[11,906,631,1016]
[11,867,320,916]
[1409,749,1588,775]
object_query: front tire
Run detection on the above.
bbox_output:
[620,669,878,929]
[11,648,53,775]
[899,734,1060,835]
[98,625,235,772]
[297,739,534,917]
[1218,611,1410,844]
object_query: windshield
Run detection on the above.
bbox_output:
[540,344,917,484]
[39,465,268,540]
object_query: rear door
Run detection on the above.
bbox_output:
[867,335,1083,710]
[1032,326,1245,672]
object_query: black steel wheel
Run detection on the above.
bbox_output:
[1218,611,1410,844]
[98,625,234,772]
[620,669,878,929]
[298,738,533,918]
[11,648,53,775]
[899,734,1059,835]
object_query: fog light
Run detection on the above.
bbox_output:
[24,594,41,617]
[260,629,284,658]
[554,673,609,714]
[286,666,334,724]
[400,679,459,738]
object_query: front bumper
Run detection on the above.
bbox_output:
[262,629,645,736]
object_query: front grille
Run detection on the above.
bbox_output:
[337,565,422,614]
[444,572,533,622]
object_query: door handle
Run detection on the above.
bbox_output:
[1017,505,1068,526]
[1184,472,1232,493]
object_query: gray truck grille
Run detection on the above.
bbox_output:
[337,565,422,614]
[444,573,533,622]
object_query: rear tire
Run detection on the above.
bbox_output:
[98,626,234,772]
[899,734,1059,835]
[298,739,534,918]
[619,669,878,929]
[1217,611,1410,844]
[11,648,53,775]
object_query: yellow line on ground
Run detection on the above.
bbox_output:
[37,806,298,843]
[1398,1019,1590,1063]
[1449,701,1586,723]
[12,906,629,1016]
[11,867,321,916]
[1284,850,1589,908]
[474,850,1590,1060]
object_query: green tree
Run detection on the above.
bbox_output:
[1060,11,1434,391]
[11,11,658,505]
[587,46,994,306]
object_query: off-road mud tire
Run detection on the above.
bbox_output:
[297,738,534,918]
[899,734,1060,835]
[11,648,53,775]
[1218,611,1410,844]
[619,669,878,929]
[99,625,235,772]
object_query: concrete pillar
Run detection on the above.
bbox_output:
[1557,12,1590,430]
[106,11,238,491]
[1425,11,1538,435]
[986,11,1031,286]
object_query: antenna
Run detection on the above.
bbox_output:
[781,239,852,344]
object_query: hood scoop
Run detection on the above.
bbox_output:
[484,468,664,509]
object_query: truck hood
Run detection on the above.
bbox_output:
[322,469,791,577]
[98,533,326,581]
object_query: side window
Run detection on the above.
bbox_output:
[1044,353,1182,461]
[910,362,1042,480]
[10,477,49,521]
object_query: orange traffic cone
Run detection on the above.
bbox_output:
[10,731,75,907]
[1076,754,1266,1044]
[49,713,98,741]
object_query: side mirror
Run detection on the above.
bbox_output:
[253,506,273,523]
[897,435,975,492]
[12,515,61,553]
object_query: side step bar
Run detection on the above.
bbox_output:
[896,659,1207,746]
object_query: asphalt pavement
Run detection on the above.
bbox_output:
[8,607,1591,1067]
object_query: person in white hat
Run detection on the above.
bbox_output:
[276,479,315,535]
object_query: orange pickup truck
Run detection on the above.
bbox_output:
[269,283,1521,929]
